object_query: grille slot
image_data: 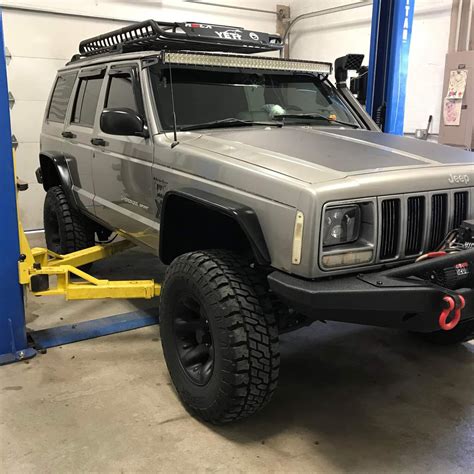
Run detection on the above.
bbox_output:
[380,199,400,260]
[429,193,448,250]
[405,196,425,256]
[453,191,469,229]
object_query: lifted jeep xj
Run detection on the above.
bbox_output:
[37,20,474,424]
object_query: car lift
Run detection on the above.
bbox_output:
[18,225,161,302]
[366,0,415,134]
[17,218,162,356]
[0,9,165,366]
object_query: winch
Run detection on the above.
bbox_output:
[420,220,474,290]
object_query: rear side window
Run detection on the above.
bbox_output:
[106,74,138,112]
[47,72,77,123]
[72,76,103,127]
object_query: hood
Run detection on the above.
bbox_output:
[187,126,473,184]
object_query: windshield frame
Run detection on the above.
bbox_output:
[146,61,366,133]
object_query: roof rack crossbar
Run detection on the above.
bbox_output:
[77,20,283,59]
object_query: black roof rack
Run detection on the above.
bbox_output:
[77,20,282,60]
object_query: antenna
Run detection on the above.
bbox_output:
[168,62,179,149]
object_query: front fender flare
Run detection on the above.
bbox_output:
[160,189,271,266]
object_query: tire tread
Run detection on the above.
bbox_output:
[161,250,280,424]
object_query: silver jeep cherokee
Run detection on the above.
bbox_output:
[37,20,474,424]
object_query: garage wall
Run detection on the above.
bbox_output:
[2,0,278,230]
[289,0,453,135]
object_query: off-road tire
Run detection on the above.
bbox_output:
[43,186,94,256]
[159,250,280,424]
[414,319,474,345]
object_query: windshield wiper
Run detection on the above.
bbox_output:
[273,113,360,129]
[179,118,283,132]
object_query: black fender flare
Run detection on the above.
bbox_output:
[159,189,271,266]
[37,151,78,210]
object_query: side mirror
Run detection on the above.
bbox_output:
[100,108,148,137]
[334,54,365,85]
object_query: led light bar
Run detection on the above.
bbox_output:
[162,52,332,75]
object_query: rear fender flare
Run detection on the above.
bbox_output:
[38,151,78,210]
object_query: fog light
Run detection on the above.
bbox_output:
[322,250,373,268]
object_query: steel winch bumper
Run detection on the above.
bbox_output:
[268,249,474,333]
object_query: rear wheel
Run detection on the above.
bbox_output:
[159,250,280,424]
[43,186,94,256]
[414,319,474,345]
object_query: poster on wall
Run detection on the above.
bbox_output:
[443,98,463,126]
[446,70,468,99]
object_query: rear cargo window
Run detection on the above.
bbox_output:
[47,72,77,123]
[72,77,103,127]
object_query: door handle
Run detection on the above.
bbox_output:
[91,138,107,147]
[62,131,76,139]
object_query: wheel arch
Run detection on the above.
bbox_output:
[37,151,77,210]
[159,189,271,266]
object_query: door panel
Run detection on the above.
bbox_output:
[92,64,157,248]
[61,69,105,213]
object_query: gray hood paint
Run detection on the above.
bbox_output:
[189,127,473,182]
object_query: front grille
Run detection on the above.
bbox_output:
[405,196,425,256]
[453,191,469,228]
[380,199,400,260]
[378,188,471,262]
[429,193,448,249]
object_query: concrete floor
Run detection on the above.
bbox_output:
[1,235,473,473]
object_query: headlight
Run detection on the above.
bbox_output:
[320,199,377,270]
[323,205,361,247]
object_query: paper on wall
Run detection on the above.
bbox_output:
[446,70,468,99]
[443,98,462,126]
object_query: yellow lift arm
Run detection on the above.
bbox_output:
[18,223,161,301]
[14,145,160,302]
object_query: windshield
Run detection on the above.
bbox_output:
[149,65,360,131]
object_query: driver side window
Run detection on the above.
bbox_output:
[105,72,138,112]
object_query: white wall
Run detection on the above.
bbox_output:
[2,0,278,230]
[405,0,453,134]
[289,0,453,135]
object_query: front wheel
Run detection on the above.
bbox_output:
[414,319,474,345]
[159,250,280,424]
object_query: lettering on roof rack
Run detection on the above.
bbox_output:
[185,23,213,29]
[216,29,243,41]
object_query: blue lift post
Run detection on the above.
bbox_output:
[366,0,415,135]
[0,9,36,365]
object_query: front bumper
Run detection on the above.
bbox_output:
[268,249,474,333]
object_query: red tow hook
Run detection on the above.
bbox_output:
[438,295,466,331]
